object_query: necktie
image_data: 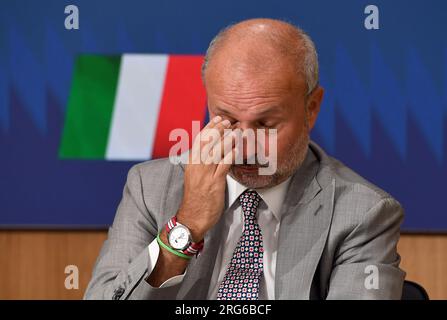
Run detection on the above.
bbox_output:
[217,190,263,300]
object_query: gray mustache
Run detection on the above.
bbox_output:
[237,155,269,166]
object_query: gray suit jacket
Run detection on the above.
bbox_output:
[84,141,405,300]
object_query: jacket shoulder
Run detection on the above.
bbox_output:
[311,142,403,219]
[130,157,182,178]
[125,158,184,213]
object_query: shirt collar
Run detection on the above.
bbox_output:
[226,174,292,221]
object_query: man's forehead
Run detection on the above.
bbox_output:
[205,65,306,97]
[207,43,293,76]
[205,48,305,93]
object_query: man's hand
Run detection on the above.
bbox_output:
[177,116,237,242]
[147,116,236,287]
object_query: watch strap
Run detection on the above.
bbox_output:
[165,216,204,257]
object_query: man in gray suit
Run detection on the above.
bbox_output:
[85,18,405,300]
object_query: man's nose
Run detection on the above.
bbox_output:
[232,121,257,134]
[232,122,258,162]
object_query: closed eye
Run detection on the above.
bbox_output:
[257,121,276,128]
[219,116,238,126]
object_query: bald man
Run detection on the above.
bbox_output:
[85,19,405,300]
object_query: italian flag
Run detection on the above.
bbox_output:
[59,54,207,160]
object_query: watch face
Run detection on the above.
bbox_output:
[168,225,190,250]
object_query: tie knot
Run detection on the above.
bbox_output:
[239,190,261,219]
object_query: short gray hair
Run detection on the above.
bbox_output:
[201,20,319,95]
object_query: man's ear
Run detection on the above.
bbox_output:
[306,86,324,130]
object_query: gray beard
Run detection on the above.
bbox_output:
[229,131,310,189]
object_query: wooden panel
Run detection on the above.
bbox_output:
[0,230,446,299]
[398,234,447,300]
[0,230,107,300]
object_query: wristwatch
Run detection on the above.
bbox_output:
[166,216,204,256]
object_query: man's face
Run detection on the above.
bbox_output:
[205,55,320,189]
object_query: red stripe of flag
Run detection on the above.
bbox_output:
[151,55,207,159]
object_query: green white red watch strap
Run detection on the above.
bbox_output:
[165,216,204,256]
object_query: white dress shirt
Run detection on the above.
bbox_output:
[146,174,291,299]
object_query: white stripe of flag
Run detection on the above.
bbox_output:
[106,54,168,160]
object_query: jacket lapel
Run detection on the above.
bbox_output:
[275,145,336,299]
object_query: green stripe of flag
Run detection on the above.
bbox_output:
[59,55,121,159]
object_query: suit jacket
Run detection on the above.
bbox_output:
[84,141,406,300]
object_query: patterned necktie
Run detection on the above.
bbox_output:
[217,190,263,300]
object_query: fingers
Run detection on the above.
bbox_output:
[215,133,238,177]
[205,118,232,149]
[186,115,239,179]
[201,123,229,163]
[208,129,234,164]
[193,116,232,164]
[204,115,222,130]
[191,116,221,161]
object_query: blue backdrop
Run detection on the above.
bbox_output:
[0,0,446,231]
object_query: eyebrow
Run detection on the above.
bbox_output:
[214,106,281,117]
